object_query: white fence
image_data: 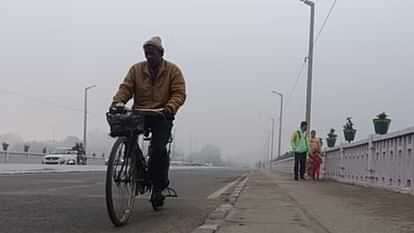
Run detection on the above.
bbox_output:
[0,151,105,165]
[272,157,294,173]
[272,127,414,195]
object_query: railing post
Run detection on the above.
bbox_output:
[321,148,326,178]
[367,135,375,184]
[339,144,345,181]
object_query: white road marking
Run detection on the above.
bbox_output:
[207,178,241,200]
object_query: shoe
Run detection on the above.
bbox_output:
[294,177,299,181]
[160,180,170,191]
[300,176,306,180]
[151,190,165,209]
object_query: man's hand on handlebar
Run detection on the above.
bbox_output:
[109,102,126,114]
[109,103,174,120]
[161,108,174,120]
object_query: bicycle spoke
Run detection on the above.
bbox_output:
[106,138,136,226]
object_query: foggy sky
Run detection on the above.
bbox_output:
[1,0,414,164]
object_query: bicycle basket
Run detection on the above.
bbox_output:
[106,112,145,137]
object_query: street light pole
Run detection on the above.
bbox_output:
[301,0,315,133]
[270,118,275,168]
[83,85,96,155]
[272,90,284,159]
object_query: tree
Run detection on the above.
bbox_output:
[171,149,185,161]
[190,144,224,166]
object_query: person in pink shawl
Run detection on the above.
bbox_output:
[309,130,322,180]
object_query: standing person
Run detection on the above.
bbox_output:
[110,36,186,208]
[72,143,81,165]
[309,130,322,180]
[290,121,309,181]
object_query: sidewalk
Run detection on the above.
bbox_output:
[217,170,414,233]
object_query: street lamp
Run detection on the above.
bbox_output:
[270,118,275,168]
[301,0,315,133]
[83,85,96,155]
[272,90,284,159]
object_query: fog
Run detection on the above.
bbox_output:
[1,0,414,165]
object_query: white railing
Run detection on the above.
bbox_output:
[0,151,105,164]
[0,151,44,162]
[324,127,414,195]
[272,156,294,173]
[271,127,414,195]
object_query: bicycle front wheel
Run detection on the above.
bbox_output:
[105,137,137,226]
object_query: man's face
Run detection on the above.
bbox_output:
[301,124,308,132]
[311,131,316,137]
[144,45,162,67]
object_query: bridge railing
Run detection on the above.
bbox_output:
[324,127,414,195]
[272,127,414,195]
[0,151,105,165]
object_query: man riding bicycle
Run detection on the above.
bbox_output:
[110,36,186,207]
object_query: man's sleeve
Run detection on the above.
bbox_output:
[112,66,136,104]
[290,132,297,152]
[165,66,186,113]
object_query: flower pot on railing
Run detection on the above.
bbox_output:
[2,142,9,151]
[2,142,9,163]
[373,112,391,135]
[24,144,30,158]
[327,137,336,148]
[344,128,356,143]
[343,117,356,143]
[326,128,337,148]
[24,144,30,153]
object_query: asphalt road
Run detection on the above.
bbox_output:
[0,168,245,233]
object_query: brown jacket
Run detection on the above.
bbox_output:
[112,60,186,113]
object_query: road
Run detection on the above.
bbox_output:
[0,168,245,233]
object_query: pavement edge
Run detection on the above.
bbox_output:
[191,172,250,233]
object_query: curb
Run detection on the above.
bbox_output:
[191,173,249,233]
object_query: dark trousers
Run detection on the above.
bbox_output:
[294,152,307,178]
[145,116,173,191]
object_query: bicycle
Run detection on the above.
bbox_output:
[105,108,177,227]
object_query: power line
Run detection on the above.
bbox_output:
[314,0,338,45]
[0,88,98,117]
[285,0,338,108]
[285,58,307,109]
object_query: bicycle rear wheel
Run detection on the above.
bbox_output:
[105,137,137,226]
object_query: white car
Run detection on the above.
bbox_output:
[41,147,78,165]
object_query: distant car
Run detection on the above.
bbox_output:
[41,147,78,165]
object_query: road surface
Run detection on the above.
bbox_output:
[0,168,245,233]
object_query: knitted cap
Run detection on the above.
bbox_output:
[143,36,164,52]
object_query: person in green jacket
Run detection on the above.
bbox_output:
[291,121,309,180]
